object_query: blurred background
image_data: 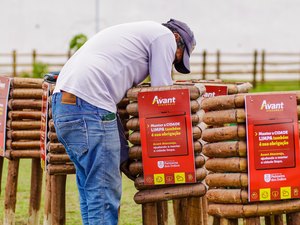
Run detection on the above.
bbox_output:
[1,0,299,52]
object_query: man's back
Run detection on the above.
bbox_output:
[54,21,176,112]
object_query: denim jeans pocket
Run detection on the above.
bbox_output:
[55,118,88,158]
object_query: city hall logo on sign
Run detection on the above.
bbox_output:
[260,100,284,112]
[157,161,165,168]
[152,96,176,106]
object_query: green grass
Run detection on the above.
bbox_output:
[0,159,141,225]
[248,80,300,93]
[0,80,299,224]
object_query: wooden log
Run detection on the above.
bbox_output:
[173,198,189,225]
[5,150,41,159]
[219,218,239,225]
[134,183,206,204]
[48,119,56,132]
[203,107,300,125]
[0,157,3,195]
[126,85,205,101]
[8,99,42,110]
[117,108,129,120]
[47,142,66,154]
[133,168,207,190]
[10,88,43,99]
[51,175,66,225]
[129,161,143,177]
[8,111,42,120]
[243,217,260,225]
[205,173,248,188]
[173,197,204,225]
[286,212,300,225]
[156,201,168,225]
[47,164,76,175]
[6,140,41,150]
[195,154,206,168]
[142,203,158,225]
[43,173,52,225]
[203,109,245,125]
[206,189,248,204]
[264,215,284,225]
[201,94,245,111]
[201,125,246,143]
[48,132,58,142]
[6,120,41,130]
[205,157,247,173]
[202,141,247,158]
[202,196,209,225]
[28,158,43,225]
[7,130,41,140]
[12,77,43,89]
[117,97,130,108]
[208,199,300,218]
[47,153,71,164]
[202,91,300,112]
[4,159,19,224]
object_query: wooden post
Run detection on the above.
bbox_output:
[28,158,43,225]
[202,50,207,80]
[220,218,238,225]
[156,201,168,225]
[286,212,300,225]
[4,159,20,225]
[212,217,220,225]
[12,50,17,77]
[252,50,258,88]
[216,50,221,80]
[173,198,188,225]
[202,196,209,225]
[32,49,37,67]
[244,217,261,225]
[43,173,52,225]
[0,157,3,194]
[261,50,265,83]
[51,175,66,225]
[142,203,158,225]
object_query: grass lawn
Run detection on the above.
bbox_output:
[0,80,299,224]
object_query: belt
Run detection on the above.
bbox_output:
[61,91,77,105]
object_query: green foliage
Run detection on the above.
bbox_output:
[69,33,88,53]
[19,62,48,78]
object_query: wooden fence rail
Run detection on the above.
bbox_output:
[0,50,299,87]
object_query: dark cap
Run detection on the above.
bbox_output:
[163,19,196,74]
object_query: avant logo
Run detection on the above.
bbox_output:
[152,96,176,105]
[260,100,284,111]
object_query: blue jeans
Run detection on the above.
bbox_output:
[52,92,122,225]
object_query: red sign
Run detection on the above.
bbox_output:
[40,82,50,170]
[245,93,300,202]
[0,77,11,156]
[203,85,228,98]
[138,89,196,185]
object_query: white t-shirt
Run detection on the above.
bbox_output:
[54,21,176,113]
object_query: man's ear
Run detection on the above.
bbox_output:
[173,32,181,42]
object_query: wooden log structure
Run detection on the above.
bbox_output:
[3,77,46,225]
[126,84,206,101]
[201,91,300,112]
[208,199,300,218]
[201,91,300,223]
[134,183,207,204]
